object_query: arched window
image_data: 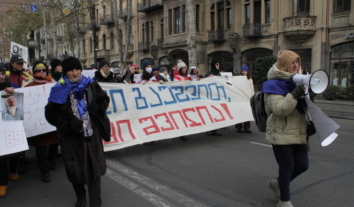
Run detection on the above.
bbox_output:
[110,32,114,50]
[102,34,106,50]
[151,21,154,42]
[160,18,164,39]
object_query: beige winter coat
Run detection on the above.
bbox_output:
[264,64,307,145]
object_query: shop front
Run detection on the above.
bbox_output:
[330,41,354,87]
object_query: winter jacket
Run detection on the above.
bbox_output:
[264,64,307,145]
[6,69,33,87]
[45,81,109,184]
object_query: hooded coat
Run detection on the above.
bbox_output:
[205,59,221,77]
[264,64,307,145]
[45,81,109,184]
[93,70,116,82]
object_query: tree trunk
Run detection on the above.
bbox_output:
[111,0,124,71]
[122,0,131,69]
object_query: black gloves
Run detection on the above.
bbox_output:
[69,117,83,134]
[291,85,304,99]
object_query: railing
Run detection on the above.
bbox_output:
[157,38,164,47]
[208,30,226,42]
[283,16,316,31]
[79,26,87,35]
[137,0,164,13]
[118,9,133,19]
[122,45,134,53]
[86,23,100,31]
[96,50,111,57]
[138,42,149,51]
[100,15,114,25]
[243,23,263,38]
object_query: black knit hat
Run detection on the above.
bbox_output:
[98,60,110,71]
[50,59,61,71]
[61,57,82,75]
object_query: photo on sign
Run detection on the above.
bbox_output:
[1,92,24,121]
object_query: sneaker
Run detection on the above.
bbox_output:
[236,129,243,133]
[211,130,222,136]
[0,186,7,198]
[244,129,252,133]
[276,200,293,207]
[42,172,51,182]
[10,173,19,181]
[49,160,57,170]
[268,178,280,199]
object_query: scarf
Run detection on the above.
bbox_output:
[48,75,94,118]
[50,70,62,81]
[32,73,56,84]
[100,69,109,78]
[262,79,306,114]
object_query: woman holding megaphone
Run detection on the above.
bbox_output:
[262,50,308,207]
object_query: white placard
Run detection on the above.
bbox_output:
[10,41,28,69]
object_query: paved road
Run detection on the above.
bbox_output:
[1,118,353,207]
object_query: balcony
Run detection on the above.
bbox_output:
[243,23,263,38]
[137,0,163,13]
[118,9,133,20]
[138,42,149,52]
[157,38,164,48]
[86,23,100,31]
[100,15,114,26]
[96,49,111,58]
[79,26,87,35]
[122,44,134,53]
[208,30,226,42]
[282,16,317,44]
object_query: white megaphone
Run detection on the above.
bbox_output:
[290,69,329,94]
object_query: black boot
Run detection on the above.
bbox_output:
[75,195,86,207]
[49,160,57,170]
[42,171,51,183]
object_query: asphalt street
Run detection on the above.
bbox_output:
[1,118,353,207]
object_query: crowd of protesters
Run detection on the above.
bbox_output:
[0,50,311,207]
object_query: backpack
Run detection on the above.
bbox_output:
[250,91,268,132]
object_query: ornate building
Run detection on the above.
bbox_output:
[30,0,354,87]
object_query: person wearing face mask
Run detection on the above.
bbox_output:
[50,59,62,82]
[263,50,308,207]
[93,61,116,82]
[135,60,153,84]
[25,61,59,183]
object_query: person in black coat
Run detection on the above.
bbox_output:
[205,59,221,77]
[93,61,116,82]
[45,57,110,207]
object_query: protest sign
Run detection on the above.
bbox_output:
[10,42,28,69]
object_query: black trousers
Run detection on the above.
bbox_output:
[35,143,59,173]
[0,154,19,185]
[72,177,101,207]
[272,144,309,201]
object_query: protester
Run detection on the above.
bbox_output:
[159,67,171,82]
[121,64,134,84]
[135,60,153,84]
[205,59,222,136]
[93,61,116,82]
[50,59,62,81]
[130,64,140,83]
[169,65,177,80]
[45,57,110,207]
[7,55,32,87]
[174,60,192,81]
[0,65,19,198]
[263,50,308,207]
[25,61,59,182]
[151,65,166,82]
[235,65,254,133]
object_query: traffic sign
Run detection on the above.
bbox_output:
[63,8,70,15]
[30,5,38,12]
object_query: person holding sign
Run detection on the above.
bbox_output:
[235,65,254,133]
[7,55,32,87]
[262,50,308,207]
[93,61,116,82]
[173,60,192,81]
[45,57,110,207]
[25,61,58,183]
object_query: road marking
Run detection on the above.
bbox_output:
[336,131,354,136]
[249,141,272,147]
[106,159,207,207]
[105,169,177,207]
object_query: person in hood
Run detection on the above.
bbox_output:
[263,50,308,207]
[135,60,153,84]
[25,61,59,183]
[93,61,116,82]
[205,59,221,77]
[50,59,62,81]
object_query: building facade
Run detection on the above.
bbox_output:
[29,0,354,87]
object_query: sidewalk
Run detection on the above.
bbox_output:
[315,99,354,119]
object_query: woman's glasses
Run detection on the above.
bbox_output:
[35,69,48,73]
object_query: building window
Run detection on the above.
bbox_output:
[151,22,154,41]
[293,0,310,16]
[330,42,354,87]
[82,39,85,55]
[168,9,172,35]
[174,7,180,34]
[334,0,351,13]
[245,3,250,24]
[211,1,232,31]
[254,0,261,24]
[90,38,93,53]
[102,34,106,50]
[196,4,200,32]
[182,5,186,33]
[110,32,114,49]
[160,18,164,39]
[265,0,270,23]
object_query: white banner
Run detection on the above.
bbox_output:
[0,76,254,155]
[10,41,28,69]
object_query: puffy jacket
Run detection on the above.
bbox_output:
[264,64,307,145]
